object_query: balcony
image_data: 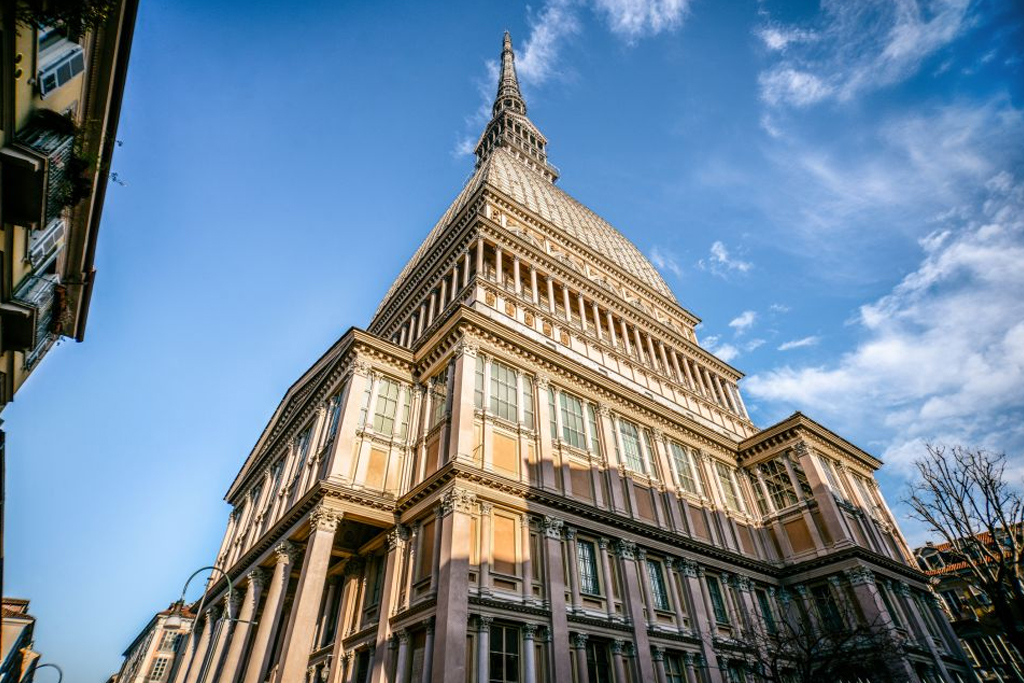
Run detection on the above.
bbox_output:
[0,111,79,228]
[0,273,65,365]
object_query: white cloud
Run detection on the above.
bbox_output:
[729,310,757,333]
[517,0,583,86]
[777,335,820,351]
[704,335,740,363]
[747,172,1024,468]
[452,136,477,158]
[649,246,684,277]
[746,338,766,352]
[593,0,690,42]
[698,240,752,277]
[770,303,791,313]
[758,0,973,107]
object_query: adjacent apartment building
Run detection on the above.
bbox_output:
[114,603,196,683]
[173,33,973,683]
[0,0,139,597]
[916,535,1024,681]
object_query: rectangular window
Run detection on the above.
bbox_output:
[397,387,411,440]
[812,585,842,631]
[647,560,670,610]
[490,360,518,422]
[559,392,587,449]
[586,403,600,454]
[759,459,798,511]
[707,576,729,623]
[430,367,448,428]
[715,461,742,512]
[548,387,557,439]
[879,583,903,627]
[818,456,847,499]
[325,392,342,440]
[488,624,521,683]
[585,641,612,683]
[158,631,179,652]
[665,654,686,683]
[418,519,435,581]
[669,442,699,495]
[294,427,313,472]
[475,355,485,409]
[148,657,169,681]
[756,589,777,634]
[521,375,535,429]
[577,540,600,595]
[617,418,646,473]
[372,378,400,436]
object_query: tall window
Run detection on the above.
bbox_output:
[372,378,400,435]
[489,624,521,683]
[294,427,313,473]
[560,392,587,448]
[715,461,743,512]
[812,585,842,631]
[148,657,169,681]
[475,356,486,409]
[758,459,797,511]
[818,456,847,499]
[647,560,670,611]
[585,641,612,683]
[521,375,535,429]
[325,391,342,440]
[430,367,448,428]
[669,442,700,495]
[665,654,686,683]
[707,575,729,623]
[158,631,180,652]
[878,582,902,627]
[617,418,646,474]
[548,387,557,438]
[586,404,600,454]
[577,540,600,595]
[756,589,776,634]
[490,360,518,422]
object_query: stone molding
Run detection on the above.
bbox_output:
[310,504,341,533]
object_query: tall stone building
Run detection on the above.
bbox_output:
[177,33,973,683]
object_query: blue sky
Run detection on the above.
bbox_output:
[4,0,1023,679]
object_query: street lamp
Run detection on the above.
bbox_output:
[165,565,246,683]
[33,663,63,683]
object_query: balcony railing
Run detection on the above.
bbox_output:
[13,272,63,368]
[0,112,77,228]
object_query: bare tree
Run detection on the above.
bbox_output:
[724,588,910,683]
[905,444,1024,663]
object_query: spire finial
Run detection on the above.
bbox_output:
[494,31,525,117]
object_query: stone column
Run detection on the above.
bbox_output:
[578,293,588,333]
[513,256,522,294]
[540,516,573,682]
[522,624,537,683]
[621,320,632,355]
[636,548,655,625]
[682,652,698,683]
[448,340,479,464]
[679,561,722,683]
[531,266,539,304]
[565,526,583,612]
[607,311,618,347]
[653,646,668,683]
[665,559,687,631]
[611,640,628,683]
[219,568,266,683]
[420,619,435,683]
[242,541,297,683]
[393,630,411,683]
[599,538,617,620]
[479,502,493,596]
[592,302,603,341]
[179,608,215,683]
[277,506,342,683]
[614,541,655,682]
[476,238,484,277]
[476,616,493,683]
[521,516,534,604]
[430,487,476,682]
[463,251,471,288]
[371,526,409,683]
[495,246,504,285]
[562,284,572,321]
[571,633,589,683]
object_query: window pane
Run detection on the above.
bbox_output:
[586,403,600,454]
[670,442,699,494]
[489,361,519,422]
[560,392,586,448]
[759,459,798,510]
[372,378,400,436]
[577,540,600,595]
[715,461,742,511]
[707,576,729,623]
[522,375,534,429]
[618,419,645,473]
[647,560,670,610]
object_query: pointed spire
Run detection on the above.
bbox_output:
[493,31,526,117]
[475,31,558,182]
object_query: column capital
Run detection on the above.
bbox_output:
[735,575,752,592]
[682,651,695,666]
[454,337,479,358]
[438,487,477,516]
[540,515,564,539]
[611,639,625,655]
[310,504,341,533]
[636,547,648,561]
[598,537,610,550]
[478,501,494,515]
[563,525,577,541]
[844,567,876,586]
[396,628,410,643]
[424,616,436,635]
[791,440,811,459]
[614,539,636,560]
[477,615,494,632]
[344,556,365,577]
[274,540,298,563]
[247,567,268,594]
[597,403,613,418]
[523,623,538,639]
[386,524,411,550]
[570,632,588,649]
[680,558,698,577]
[794,584,809,598]
[535,374,551,390]
[652,645,665,661]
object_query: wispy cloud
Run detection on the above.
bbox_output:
[649,245,684,277]
[517,0,583,86]
[698,240,753,277]
[746,338,766,352]
[777,335,820,351]
[703,335,740,363]
[594,0,691,42]
[770,303,791,313]
[758,0,974,108]
[747,171,1024,474]
[729,310,757,333]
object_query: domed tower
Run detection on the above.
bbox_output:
[192,31,965,683]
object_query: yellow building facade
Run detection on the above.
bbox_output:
[178,33,974,683]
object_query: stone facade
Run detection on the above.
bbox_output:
[180,32,973,683]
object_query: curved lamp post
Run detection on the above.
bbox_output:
[34,663,63,683]
[166,565,239,683]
